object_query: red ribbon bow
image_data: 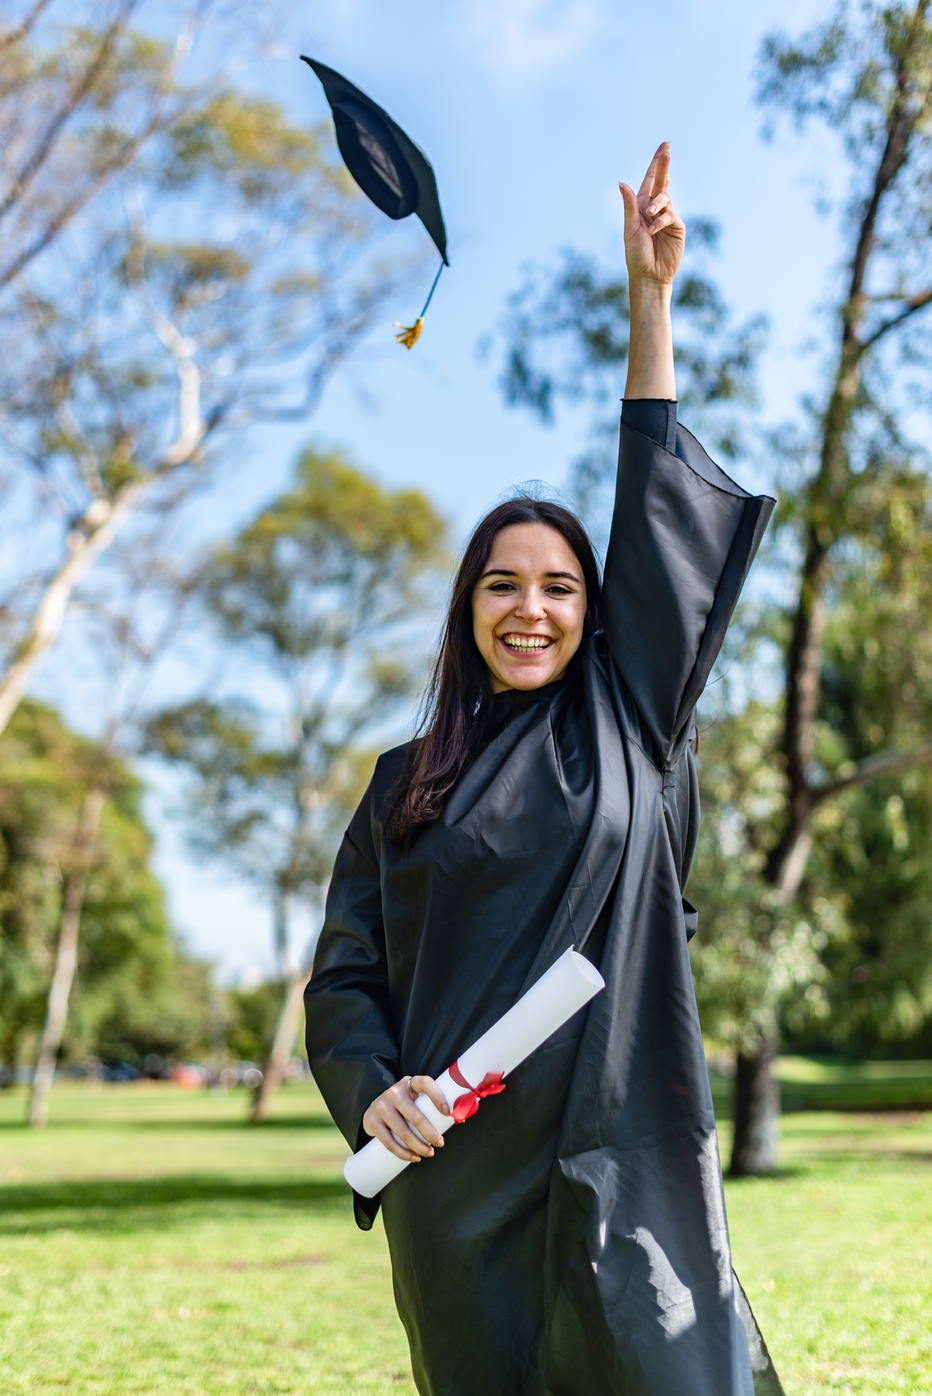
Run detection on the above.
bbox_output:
[449,1060,506,1123]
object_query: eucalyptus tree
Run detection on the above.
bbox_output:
[713,0,932,1173]
[0,0,418,738]
[146,447,447,1119]
[662,3,932,1173]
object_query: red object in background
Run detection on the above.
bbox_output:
[169,1063,209,1088]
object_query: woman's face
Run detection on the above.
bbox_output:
[471,523,587,694]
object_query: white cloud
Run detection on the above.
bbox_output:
[468,0,598,80]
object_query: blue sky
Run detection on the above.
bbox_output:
[69,0,850,984]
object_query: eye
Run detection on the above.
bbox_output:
[546,585,573,596]
[488,581,516,592]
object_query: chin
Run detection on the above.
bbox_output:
[501,665,559,690]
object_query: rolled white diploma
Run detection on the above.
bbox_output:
[343,946,605,1199]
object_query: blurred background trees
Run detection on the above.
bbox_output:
[0,0,415,735]
[0,1,427,1112]
[0,698,208,1083]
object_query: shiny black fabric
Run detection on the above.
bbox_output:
[621,396,678,453]
[301,57,448,264]
[305,416,782,1395]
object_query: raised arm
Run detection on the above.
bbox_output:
[619,141,683,401]
[602,146,774,766]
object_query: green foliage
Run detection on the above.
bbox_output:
[800,505,932,1049]
[688,705,838,1053]
[757,3,932,151]
[226,979,290,1065]
[692,453,932,1054]
[206,448,446,661]
[146,449,446,971]
[693,465,932,1057]
[0,700,208,1072]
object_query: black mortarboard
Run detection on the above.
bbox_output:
[301,56,448,348]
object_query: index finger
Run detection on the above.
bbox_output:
[410,1074,450,1118]
[398,1097,446,1147]
[638,142,670,199]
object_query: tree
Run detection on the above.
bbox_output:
[786,478,932,1054]
[690,454,932,1159]
[146,446,447,1119]
[227,978,288,1067]
[713,0,932,1173]
[0,698,206,1086]
[27,520,201,1125]
[0,1,419,740]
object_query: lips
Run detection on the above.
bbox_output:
[501,634,553,652]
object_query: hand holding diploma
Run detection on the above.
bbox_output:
[346,947,605,1198]
[363,1073,451,1163]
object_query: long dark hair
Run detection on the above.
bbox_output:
[387,496,601,845]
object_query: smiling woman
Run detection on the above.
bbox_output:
[305,146,782,1396]
[473,519,590,690]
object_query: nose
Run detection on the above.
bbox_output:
[513,587,548,623]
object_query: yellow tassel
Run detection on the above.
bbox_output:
[394,317,423,350]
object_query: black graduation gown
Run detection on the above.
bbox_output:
[305,415,784,1396]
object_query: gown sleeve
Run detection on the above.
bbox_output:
[602,400,774,766]
[304,775,400,1152]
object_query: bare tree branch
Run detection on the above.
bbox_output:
[811,736,932,807]
[126,194,206,468]
[770,4,932,898]
[54,397,105,499]
[0,263,207,737]
[845,0,928,326]
[0,0,55,54]
[0,480,145,734]
[0,7,197,289]
[0,1,139,226]
[863,285,932,349]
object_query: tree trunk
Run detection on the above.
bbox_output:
[252,968,311,1123]
[0,482,145,740]
[729,1032,780,1177]
[29,787,105,1128]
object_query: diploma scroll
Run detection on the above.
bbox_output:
[343,946,605,1198]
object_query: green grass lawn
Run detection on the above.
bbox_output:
[0,1076,930,1394]
[709,1056,932,1116]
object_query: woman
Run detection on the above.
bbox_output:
[306,146,783,1396]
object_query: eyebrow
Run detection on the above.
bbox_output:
[479,568,582,583]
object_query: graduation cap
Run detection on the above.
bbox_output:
[301,56,448,349]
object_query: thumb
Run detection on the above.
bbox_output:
[619,182,639,239]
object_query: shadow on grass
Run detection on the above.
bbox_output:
[0,1114,340,1133]
[0,1173,350,1234]
[723,1167,808,1184]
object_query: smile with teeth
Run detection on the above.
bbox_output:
[501,634,553,652]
